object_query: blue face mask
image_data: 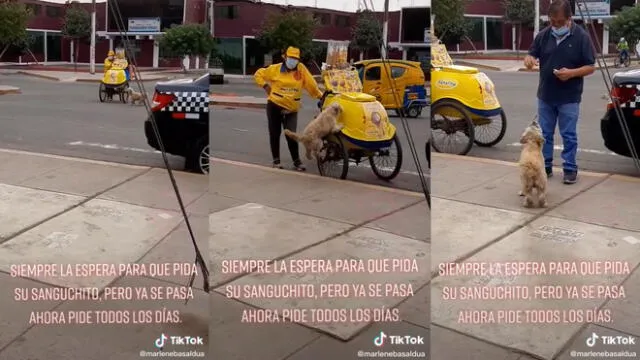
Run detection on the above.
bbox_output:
[285,58,299,70]
[551,25,569,38]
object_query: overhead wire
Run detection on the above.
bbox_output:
[106,0,210,298]
[575,0,640,171]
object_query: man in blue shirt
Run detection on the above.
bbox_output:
[524,0,595,184]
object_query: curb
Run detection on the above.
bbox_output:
[433,152,610,178]
[212,157,426,198]
[209,100,266,109]
[0,88,21,95]
[453,60,502,71]
[17,70,171,83]
[0,148,150,169]
[17,70,60,81]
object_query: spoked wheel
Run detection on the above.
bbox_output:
[317,133,349,179]
[119,88,129,104]
[473,109,507,147]
[625,56,631,67]
[614,57,620,68]
[430,100,475,155]
[369,134,403,181]
[99,83,107,102]
[199,144,210,174]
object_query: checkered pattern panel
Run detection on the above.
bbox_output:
[160,91,210,113]
[617,84,640,108]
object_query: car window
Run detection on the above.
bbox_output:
[391,66,406,79]
[365,66,381,81]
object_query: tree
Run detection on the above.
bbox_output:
[160,23,215,71]
[0,0,32,60]
[61,6,90,71]
[351,10,382,60]
[609,6,640,50]
[433,0,470,46]
[255,10,318,63]
[503,0,534,57]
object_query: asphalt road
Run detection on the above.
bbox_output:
[210,82,430,193]
[462,69,640,176]
[0,73,185,169]
[0,73,430,193]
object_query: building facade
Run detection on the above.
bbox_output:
[6,0,429,71]
[450,0,632,54]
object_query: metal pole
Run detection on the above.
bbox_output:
[209,0,214,37]
[382,0,389,58]
[534,0,540,38]
[90,0,96,74]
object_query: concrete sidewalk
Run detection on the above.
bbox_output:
[210,157,429,359]
[454,58,636,72]
[431,153,640,359]
[0,148,209,359]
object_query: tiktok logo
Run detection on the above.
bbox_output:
[373,331,387,347]
[586,333,599,347]
[155,333,168,349]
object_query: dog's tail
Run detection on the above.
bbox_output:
[284,129,304,142]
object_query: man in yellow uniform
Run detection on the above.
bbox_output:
[254,46,324,170]
[104,50,115,73]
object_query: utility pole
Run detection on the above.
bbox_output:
[209,0,214,37]
[381,0,389,58]
[90,0,96,74]
[534,0,540,39]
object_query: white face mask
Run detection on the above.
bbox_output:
[285,58,299,69]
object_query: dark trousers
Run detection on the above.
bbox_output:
[266,101,299,163]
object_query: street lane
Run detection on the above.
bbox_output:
[0,73,429,192]
[0,73,184,169]
[462,69,640,176]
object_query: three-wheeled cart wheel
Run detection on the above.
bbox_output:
[368,134,403,181]
[430,100,475,155]
[99,83,108,103]
[119,87,129,104]
[473,109,507,147]
[317,133,349,179]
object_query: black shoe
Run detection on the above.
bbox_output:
[293,160,306,171]
[545,167,553,178]
[563,171,577,184]
[272,160,283,169]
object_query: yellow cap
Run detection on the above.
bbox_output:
[285,46,300,59]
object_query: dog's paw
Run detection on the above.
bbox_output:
[518,190,524,196]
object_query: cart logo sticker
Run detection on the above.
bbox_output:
[436,79,457,89]
[474,73,498,106]
[363,104,387,139]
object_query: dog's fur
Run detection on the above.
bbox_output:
[125,88,147,105]
[518,119,547,208]
[284,103,344,160]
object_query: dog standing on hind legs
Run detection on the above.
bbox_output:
[284,103,344,160]
[518,118,547,208]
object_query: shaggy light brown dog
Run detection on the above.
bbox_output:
[125,87,147,105]
[284,103,344,160]
[518,118,547,208]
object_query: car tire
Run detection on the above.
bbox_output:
[185,136,209,174]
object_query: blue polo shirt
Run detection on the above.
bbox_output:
[529,23,596,105]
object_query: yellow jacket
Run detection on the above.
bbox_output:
[254,63,323,112]
[104,58,113,72]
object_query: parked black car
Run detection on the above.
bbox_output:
[144,74,210,173]
[600,70,640,158]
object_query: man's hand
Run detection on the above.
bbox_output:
[263,84,272,95]
[524,55,538,69]
[554,68,574,81]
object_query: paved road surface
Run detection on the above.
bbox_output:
[462,69,640,176]
[0,73,429,192]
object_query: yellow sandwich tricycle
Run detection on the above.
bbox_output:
[430,41,507,155]
[99,49,130,103]
[315,42,403,180]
